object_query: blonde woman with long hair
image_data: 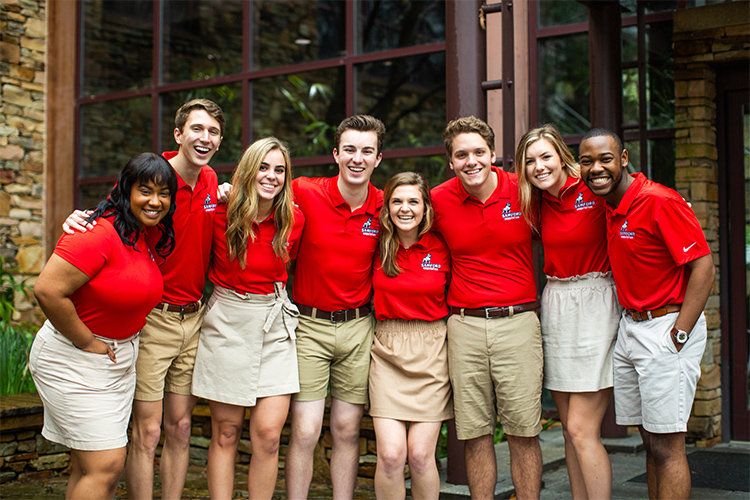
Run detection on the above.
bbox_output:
[369,172,452,500]
[516,124,620,500]
[191,137,304,499]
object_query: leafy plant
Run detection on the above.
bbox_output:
[0,258,38,395]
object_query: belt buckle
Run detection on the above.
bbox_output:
[484,307,504,319]
[647,310,653,320]
[330,310,347,323]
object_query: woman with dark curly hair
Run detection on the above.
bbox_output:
[30,152,177,500]
[369,171,452,500]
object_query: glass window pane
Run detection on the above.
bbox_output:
[80,97,151,178]
[649,138,675,189]
[252,69,346,158]
[538,34,590,135]
[79,183,114,211]
[161,84,244,167]
[162,0,243,84]
[357,53,446,150]
[538,0,588,28]
[624,140,641,175]
[292,163,339,181]
[370,154,447,190]
[645,0,678,13]
[252,1,345,69]
[647,21,675,129]
[623,68,639,125]
[357,0,445,53]
[622,25,637,62]
[82,0,153,95]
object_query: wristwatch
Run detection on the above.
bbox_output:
[671,327,689,344]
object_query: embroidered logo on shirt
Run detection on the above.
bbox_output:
[683,242,697,253]
[574,192,596,211]
[501,202,522,221]
[361,218,379,236]
[203,194,217,212]
[421,253,442,271]
[620,220,636,240]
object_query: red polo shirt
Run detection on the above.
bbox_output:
[292,176,383,311]
[55,217,163,340]
[606,173,710,311]
[540,175,610,278]
[209,206,305,294]
[372,231,451,321]
[432,167,537,308]
[145,151,218,305]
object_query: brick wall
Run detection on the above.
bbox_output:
[673,2,750,445]
[0,0,45,324]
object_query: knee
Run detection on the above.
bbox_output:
[564,420,595,449]
[330,419,361,444]
[291,421,322,449]
[407,446,435,474]
[377,445,407,474]
[253,426,282,457]
[165,414,193,444]
[214,422,243,449]
[133,420,163,452]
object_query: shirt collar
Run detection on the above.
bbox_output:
[327,175,380,215]
[456,166,509,204]
[608,172,646,216]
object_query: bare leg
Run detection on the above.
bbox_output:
[406,422,442,500]
[246,395,291,500]
[551,392,585,498]
[566,390,612,500]
[639,428,690,500]
[206,401,245,499]
[329,397,365,500]
[285,399,326,500]
[506,434,542,500]
[125,399,163,499]
[372,417,408,499]
[464,434,496,500]
[67,448,126,500]
[160,393,198,500]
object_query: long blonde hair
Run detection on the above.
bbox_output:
[379,172,434,277]
[515,124,580,231]
[226,137,294,268]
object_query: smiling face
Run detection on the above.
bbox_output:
[254,149,286,206]
[333,129,382,190]
[174,109,223,169]
[449,132,497,201]
[388,184,425,242]
[579,135,630,206]
[130,180,172,230]
[524,138,568,197]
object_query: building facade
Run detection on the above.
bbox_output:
[1,0,748,442]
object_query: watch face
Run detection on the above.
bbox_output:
[676,330,689,343]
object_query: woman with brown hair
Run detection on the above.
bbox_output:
[369,171,452,500]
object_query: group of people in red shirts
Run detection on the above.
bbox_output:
[30,98,713,500]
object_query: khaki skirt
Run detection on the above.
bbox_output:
[541,272,621,392]
[368,318,453,422]
[192,283,299,407]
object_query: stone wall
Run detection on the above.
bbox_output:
[0,0,45,324]
[673,2,750,445]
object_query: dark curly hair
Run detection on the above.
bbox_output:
[87,153,178,258]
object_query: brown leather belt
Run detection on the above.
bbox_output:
[296,304,372,323]
[156,299,203,315]
[627,304,681,321]
[451,301,540,319]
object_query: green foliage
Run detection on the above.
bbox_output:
[0,259,38,395]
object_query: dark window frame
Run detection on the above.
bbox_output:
[74,0,447,205]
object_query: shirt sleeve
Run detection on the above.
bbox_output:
[288,206,306,261]
[654,197,710,266]
[53,220,114,277]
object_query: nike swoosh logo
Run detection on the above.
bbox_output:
[683,242,697,252]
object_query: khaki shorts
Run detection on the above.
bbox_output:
[294,313,374,404]
[447,311,543,440]
[134,303,205,401]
